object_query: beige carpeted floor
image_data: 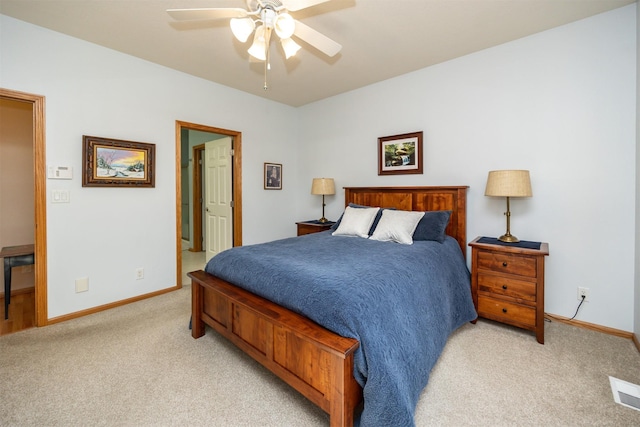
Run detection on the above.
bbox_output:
[1,284,639,426]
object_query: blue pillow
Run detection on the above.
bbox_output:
[331,203,393,235]
[412,210,452,242]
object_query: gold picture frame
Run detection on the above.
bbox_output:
[82,135,155,187]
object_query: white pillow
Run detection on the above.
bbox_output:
[332,206,380,238]
[369,209,425,245]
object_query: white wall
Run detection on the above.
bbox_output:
[298,5,637,332]
[0,15,299,318]
[1,5,637,332]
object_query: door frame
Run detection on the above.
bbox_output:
[191,144,204,253]
[0,88,48,326]
[175,121,242,286]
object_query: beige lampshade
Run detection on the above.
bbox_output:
[485,170,532,198]
[311,178,335,195]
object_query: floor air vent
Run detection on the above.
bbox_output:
[609,376,640,411]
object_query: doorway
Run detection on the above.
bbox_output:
[0,88,47,331]
[175,121,242,287]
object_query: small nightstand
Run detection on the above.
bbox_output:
[296,220,335,236]
[469,236,549,344]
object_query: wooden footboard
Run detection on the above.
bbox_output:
[188,270,363,427]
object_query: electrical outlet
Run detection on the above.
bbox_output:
[577,287,590,302]
[135,268,144,280]
[75,277,89,293]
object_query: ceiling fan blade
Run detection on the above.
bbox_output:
[293,20,341,57]
[167,8,248,21]
[281,0,331,12]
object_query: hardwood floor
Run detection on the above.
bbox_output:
[0,287,36,336]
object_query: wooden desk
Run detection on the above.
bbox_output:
[1,244,35,320]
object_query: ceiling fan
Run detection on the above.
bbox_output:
[167,0,342,89]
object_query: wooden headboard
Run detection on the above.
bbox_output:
[344,186,468,257]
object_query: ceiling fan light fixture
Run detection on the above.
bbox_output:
[230,17,255,43]
[248,25,267,60]
[167,0,342,89]
[281,37,301,59]
[274,13,295,39]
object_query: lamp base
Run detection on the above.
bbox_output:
[318,217,329,223]
[498,233,520,243]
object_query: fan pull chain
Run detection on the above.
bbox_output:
[263,35,270,90]
[264,58,268,90]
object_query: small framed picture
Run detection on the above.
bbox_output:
[264,162,282,190]
[82,135,155,187]
[378,131,423,176]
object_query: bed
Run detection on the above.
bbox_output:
[188,186,475,427]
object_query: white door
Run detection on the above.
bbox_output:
[204,137,233,262]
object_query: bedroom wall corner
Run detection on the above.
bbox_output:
[297,5,637,333]
[634,0,640,349]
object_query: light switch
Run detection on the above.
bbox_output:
[52,190,70,203]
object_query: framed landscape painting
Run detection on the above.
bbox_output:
[82,135,155,187]
[378,131,423,176]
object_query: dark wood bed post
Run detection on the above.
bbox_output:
[330,350,361,426]
[191,277,205,338]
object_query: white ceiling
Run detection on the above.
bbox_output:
[0,0,634,107]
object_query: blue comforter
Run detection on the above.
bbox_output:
[205,231,476,426]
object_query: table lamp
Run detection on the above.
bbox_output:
[485,170,532,243]
[311,178,335,223]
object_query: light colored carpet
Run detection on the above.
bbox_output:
[1,284,639,426]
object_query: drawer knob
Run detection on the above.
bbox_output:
[502,308,508,313]
[502,285,508,290]
[502,262,508,267]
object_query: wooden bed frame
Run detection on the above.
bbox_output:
[189,186,468,427]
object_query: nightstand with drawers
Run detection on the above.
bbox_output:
[296,220,335,236]
[469,236,549,344]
